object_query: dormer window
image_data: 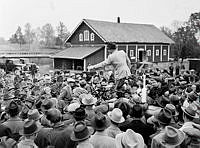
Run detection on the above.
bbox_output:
[84,30,89,41]
[91,33,95,41]
[79,33,83,41]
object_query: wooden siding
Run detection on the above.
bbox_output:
[162,45,168,61]
[118,45,126,52]
[68,22,104,44]
[154,45,161,62]
[85,47,104,67]
[128,45,136,63]
[146,45,153,62]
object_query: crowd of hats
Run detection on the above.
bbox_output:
[0,67,200,148]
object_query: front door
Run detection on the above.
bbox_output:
[139,51,144,62]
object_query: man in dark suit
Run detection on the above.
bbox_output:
[121,104,156,145]
[35,108,76,148]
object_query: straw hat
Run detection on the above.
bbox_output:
[115,129,145,148]
[67,103,80,112]
[181,103,199,118]
[165,104,179,116]
[160,126,185,147]
[81,94,97,105]
[108,108,125,123]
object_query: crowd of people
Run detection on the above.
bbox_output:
[0,44,200,147]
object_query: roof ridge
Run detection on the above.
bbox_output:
[83,18,155,26]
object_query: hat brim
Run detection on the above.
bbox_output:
[82,97,97,105]
[108,112,125,123]
[181,107,199,118]
[160,129,185,147]
[19,126,41,136]
[91,116,110,131]
[70,131,91,142]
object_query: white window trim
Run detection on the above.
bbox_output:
[84,30,89,41]
[147,50,151,56]
[163,49,167,56]
[130,50,134,57]
[90,33,94,41]
[156,49,159,56]
[79,33,83,41]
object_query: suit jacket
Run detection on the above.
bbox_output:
[35,123,76,148]
[123,118,156,145]
[92,50,131,80]
[58,85,72,104]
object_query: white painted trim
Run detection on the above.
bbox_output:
[153,45,155,62]
[116,45,119,51]
[161,45,163,62]
[104,45,107,60]
[136,44,138,62]
[168,45,170,61]
[126,45,128,55]
[138,48,145,51]
[64,19,107,44]
[83,20,107,42]
[84,59,86,71]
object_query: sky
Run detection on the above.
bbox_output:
[0,0,200,40]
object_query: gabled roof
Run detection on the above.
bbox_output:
[66,19,174,44]
[52,46,103,59]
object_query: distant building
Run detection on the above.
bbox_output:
[52,18,174,71]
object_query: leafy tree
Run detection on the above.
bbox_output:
[41,23,55,48]
[56,21,70,48]
[24,23,35,49]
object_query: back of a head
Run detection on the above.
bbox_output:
[114,101,130,118]
[131,104,143,118]
[46,108,62,124]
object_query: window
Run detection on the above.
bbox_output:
[130,50,134,57]
[79,33,83,41]
[147,50,151,56]
[156,49,159,56]
[163,49,167,56]
[84,30,89,41]
[90,33,95,41]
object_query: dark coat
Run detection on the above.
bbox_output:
[0,124,11,137]
[35,123,76,148]
[122,119,156,145]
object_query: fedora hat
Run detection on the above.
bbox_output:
[19,120,41,136]
[28,109,43,121]
[161,126,185,147]
[81,94,97,105]
[156,95,169,108]
[91,112,110,131]
[70,121,91,142]
[67,103,80,112]
[155,108,172,125]
[165,104,179,116]
[5,100,19,115]
[181,103,199,118]
[73,107,87,121]
[115,129,145,148]
[188,93,198,102]
[108,108,125,123]
[169,94,180,105]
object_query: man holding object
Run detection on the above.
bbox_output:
[88,43,131,90]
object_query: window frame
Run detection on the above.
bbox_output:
[156,49,159,56]
[163,49,167,56]
[84,30,89,41]
[147,50,151,56]
[90,33,95,41]
[130,50,134,57]
[79,33,83,41]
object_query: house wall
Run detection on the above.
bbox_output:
[146,45,153,62]
[68,22,104,45]
[154,45,161,62]
[85,47,104,67]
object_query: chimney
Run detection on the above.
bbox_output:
[117,17,120,23]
